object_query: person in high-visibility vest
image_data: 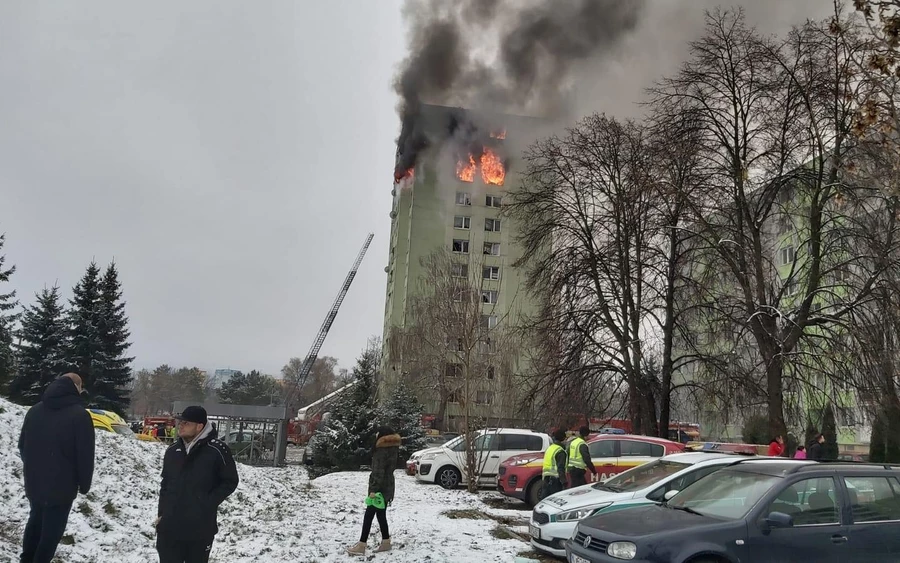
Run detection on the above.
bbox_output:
[567,426,598,488]
[541,429,569,499]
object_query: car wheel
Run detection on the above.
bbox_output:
[527,478,546,507]
[437,466,462,489]
[687,558,726,563]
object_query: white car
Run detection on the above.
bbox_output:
[529,452,757,558]
[416,428,550,489]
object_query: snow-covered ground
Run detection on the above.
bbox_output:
[0,399,539,562]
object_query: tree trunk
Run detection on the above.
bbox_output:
[658,226,678,439]
[766,353,787,440]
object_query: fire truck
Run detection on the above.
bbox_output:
[287,381,357,446]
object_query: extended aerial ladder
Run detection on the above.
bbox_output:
[277,233,374,463]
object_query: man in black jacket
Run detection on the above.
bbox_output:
[156,406,239,563]
[18,373,95,563]
[807,433,826,461]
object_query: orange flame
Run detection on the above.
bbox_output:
[394,167,415,184]
[490,128,507,140]
[456,154,476,183]
[480,148,505,186]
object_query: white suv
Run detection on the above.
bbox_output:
[416,428,550,489]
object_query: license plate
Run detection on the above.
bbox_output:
[529,524,540,540]
[570,555,590,563]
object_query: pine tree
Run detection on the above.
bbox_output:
[312,344,380,471]
[218,370,280,406]
[92,262,133,413]
[0,233,20,395]
[65,262,103,400]
[822,404,840,461]
[378,381,428,461]
[9,286,67,405]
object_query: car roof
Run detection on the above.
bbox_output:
[661,451,757,464]
[482,428,548,436]
[588,433,680,445]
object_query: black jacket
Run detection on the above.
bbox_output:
[369,433,401,504]
[18,377,95,505]
[157,425,239,540]
[807,441,824,461]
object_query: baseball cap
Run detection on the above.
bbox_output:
[176,405,207,425]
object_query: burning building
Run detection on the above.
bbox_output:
[381,104,543,430]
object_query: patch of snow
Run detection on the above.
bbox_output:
[0,399,531,562]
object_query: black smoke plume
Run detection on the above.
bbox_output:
[393,0,646,180]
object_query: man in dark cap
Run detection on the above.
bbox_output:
[18,373,95,563]
[155,406,239,563]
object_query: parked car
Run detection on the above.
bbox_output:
[89,409,158,442]
[407,436,461,476]
[529,452,755,558]
[223,429,267,462]
[499,434,686,507]
[415,429,551,489]
[566,459,900,563]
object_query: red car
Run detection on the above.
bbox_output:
[497,434,686,507]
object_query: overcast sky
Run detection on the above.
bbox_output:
[0,1,833,376]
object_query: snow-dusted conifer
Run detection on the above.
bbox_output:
[0,233,19,394]
[378,381,427,460]
[9,286,67,405]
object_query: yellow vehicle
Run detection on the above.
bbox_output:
[88,409,158,442]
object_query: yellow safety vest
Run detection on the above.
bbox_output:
[542,443,565,478]
[568,437,587,470]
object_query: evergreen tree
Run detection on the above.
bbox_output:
[65,261,103,398]
[0,233,20,394]
[9,286,67,405]
[218,370,280,406]
[378,381,428,461]
[804,416,820,448]
[312,344,380,471]
[92,262,134,413]
[822,404,840,461]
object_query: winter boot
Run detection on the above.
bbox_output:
[347,541,367,556]
[375,539,392,553]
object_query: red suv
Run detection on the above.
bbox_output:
[497,434,686,506]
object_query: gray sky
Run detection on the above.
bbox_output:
[0,1,833,376]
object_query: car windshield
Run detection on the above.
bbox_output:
[112,424,135,437]
[600,460,690,492]
[444,435,464,450]
[667,468,781,520]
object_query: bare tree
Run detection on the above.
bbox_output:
[649,10,900,438]
[391,248,523,492]
[281,356,341,412]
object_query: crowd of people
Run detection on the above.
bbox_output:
[766,432,828,460]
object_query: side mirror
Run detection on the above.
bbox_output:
[664,490,679,501]
[765,512,794,529]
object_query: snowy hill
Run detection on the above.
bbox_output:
[0,399,532,562]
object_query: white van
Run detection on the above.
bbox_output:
[415,428,551,489]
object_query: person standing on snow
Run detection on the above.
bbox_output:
[18,373,95,563]
[567,426,598,488]
[155,406,238,563]
[347,426,402,556]
[542,429,569,498]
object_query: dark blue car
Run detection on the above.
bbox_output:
[566,459,900,563]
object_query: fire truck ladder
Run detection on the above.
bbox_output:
[293,232,374,394]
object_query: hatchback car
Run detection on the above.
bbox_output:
[530,452,753,558]
[499,434,686,507]
[567,459,900,563]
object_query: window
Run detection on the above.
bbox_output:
[473,433,498,451]
[780,246,795,265]
[481,315,498,329]
[450,287,465,302]
[445,363,462,378]
[766,477,839,526]
[777,216,792,235]
[453,216,471,229]
[487,366,496,379]
[451,263,469,278]
[456,192,471,206]
[479,339,496,355]
[448,390,462,404]
[606,460,691,496]
[483,242,501,256]
[475,391,494,405]
[482,290,499,304]
[483,266,501,280]
[448,337,464,352]
[784,279,798,296]
[669,469,781,520]
[620,440,664,457]
[845,477,900,522]
[500,434,544,451]
[452,239,470,254]
[485,218,502,232]
[486,195,502,208]
[588,440,616,459]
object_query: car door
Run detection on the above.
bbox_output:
[617,439,663,476]
[587,439,618,482]
[473,432,501,485]
[745,476,850,563]
[842,474,900,562]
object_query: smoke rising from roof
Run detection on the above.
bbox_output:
[393,0,646,178]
